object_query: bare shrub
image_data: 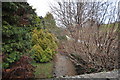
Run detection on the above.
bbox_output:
[61,22,118,74]
[50,0,119,74]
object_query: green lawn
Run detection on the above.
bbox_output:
[32,61,54,79]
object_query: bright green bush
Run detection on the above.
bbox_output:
[31,28,57,62]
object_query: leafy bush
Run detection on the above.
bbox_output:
[31,28,57,62]
[2,21,32,68]
[2,2,41,68]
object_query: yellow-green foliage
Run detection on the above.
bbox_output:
[31,28,57,62]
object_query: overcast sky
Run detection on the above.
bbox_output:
[27,0,119,24]
[27,0,56,17]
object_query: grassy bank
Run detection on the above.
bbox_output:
[32,61,54,79]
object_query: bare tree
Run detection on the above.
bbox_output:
[50,0,119,74]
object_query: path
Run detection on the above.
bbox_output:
[53,53,76,77]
